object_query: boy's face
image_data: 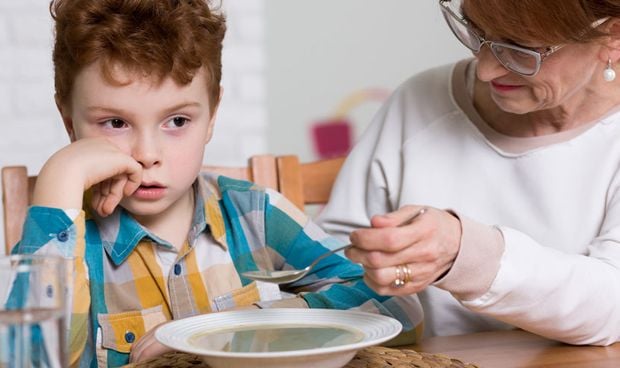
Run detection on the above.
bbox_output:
[59,62,218,219]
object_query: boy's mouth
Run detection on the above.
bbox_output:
[140,182,164,188]
[133,183,166,200]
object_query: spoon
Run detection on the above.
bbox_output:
[242,243,354,284]
[242,207,427,284]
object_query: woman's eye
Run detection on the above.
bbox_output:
[513,50,532,59]
[102,119,127,129]
[165,116,189,128]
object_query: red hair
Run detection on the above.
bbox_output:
[50,0,226,111]
[463,0,620,45]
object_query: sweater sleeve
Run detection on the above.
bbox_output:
[433,213,505,300]
[453,177,620,347]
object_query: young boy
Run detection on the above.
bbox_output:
[14,0,422,366]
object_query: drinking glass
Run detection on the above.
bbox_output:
[0,255,70,368]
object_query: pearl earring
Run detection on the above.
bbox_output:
[604,58,616,82]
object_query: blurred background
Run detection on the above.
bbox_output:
[0,0,468,247]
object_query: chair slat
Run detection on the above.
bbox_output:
[301,156,345,205]
[276,155,304,210]
[276,155,345,210]
[2,166,31,253]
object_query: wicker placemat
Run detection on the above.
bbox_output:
[125,346,479,368]
[349,346,479,368]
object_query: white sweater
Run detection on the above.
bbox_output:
[317,59,620,345]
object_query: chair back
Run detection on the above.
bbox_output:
[202,154,278,189]
[276,155,345,210]
[2,155,278,254]
[2,166,35,254]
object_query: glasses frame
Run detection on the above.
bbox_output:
[439,0,564,76]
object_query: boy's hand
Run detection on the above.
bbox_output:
[129,305,260,363]
[129,325,173,364]
[33,137,142,217]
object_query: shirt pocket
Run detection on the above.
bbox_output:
[97,304,168,353]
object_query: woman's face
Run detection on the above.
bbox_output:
[475,39,604,115]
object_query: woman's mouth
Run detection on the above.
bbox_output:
[491,81,522,92]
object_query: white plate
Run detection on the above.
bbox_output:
[155,308,402,368]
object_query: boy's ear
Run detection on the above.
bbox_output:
[55,94,77,142]
[204,88,223,144]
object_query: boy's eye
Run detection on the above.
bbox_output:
[103,119,127,129]
[164,116,189,128]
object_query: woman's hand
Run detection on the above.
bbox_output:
[345,206,462,296]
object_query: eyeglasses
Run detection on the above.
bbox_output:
[439,1,611,77]
[439,0,564,76]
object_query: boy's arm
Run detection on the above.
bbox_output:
[261,190,423,338]
[14,138,142,366]
[33,137,142,217]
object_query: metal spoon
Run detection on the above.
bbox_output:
[242,243,354,284]
[242,207,427,284]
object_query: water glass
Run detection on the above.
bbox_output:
[0,255,69,368]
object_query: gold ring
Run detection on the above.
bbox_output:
[393,265,406,288]
[402,264,412,283]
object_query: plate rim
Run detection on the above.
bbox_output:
[155,308,402,359]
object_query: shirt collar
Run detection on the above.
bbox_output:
[94,175,226,266]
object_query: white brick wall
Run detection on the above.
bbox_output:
[207,0,267,165]
[0,0,267,252]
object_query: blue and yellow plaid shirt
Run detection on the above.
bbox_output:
[14,173,422,367]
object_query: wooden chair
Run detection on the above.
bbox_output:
[2,166,35,255]
[2,155,278,254]
[275,155,346,210]
[202,154,278,190]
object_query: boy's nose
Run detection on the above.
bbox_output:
[132,135,161,168]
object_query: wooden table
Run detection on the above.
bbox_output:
[126,329,620,368]
[405,329,620,368]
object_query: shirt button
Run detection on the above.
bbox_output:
[124,331,135,343]
[174,264,182,275]
[56,231,69,242]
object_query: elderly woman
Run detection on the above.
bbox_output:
[318,0,620,345]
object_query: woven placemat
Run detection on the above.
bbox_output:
[125,346,479,368]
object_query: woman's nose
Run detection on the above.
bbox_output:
[475,45,510,82]
[132,135,161,168]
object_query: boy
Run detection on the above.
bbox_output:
[14,0,422,366]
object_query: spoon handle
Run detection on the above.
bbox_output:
[306,243,353,270]
[308,207,427,270]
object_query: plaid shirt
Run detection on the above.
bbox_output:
[14,173,422,367]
